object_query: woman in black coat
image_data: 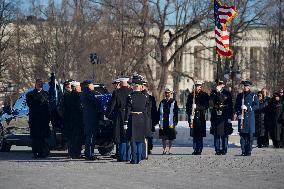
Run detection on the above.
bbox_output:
[266,93,284,148]
[255,91,269,148]
[158,89,178,155]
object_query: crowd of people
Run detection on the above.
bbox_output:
[11,72,284,164]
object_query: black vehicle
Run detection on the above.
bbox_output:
[0,83,114,156]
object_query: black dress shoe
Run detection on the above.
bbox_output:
[215,151,221,155]
[85,156,97,161]
[192,152,197,155]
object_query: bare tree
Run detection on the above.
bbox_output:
[0,0,15,92]
[265,0,284,93]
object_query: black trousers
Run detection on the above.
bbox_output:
[32,138,50,158]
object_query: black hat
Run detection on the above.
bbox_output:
[131,73,144,85]
[215,79,224,85]
[273,92,281,97]
[241,80,252,86]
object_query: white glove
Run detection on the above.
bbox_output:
[123,125,128,130]
[228,119,231,123]
[241,105,247,110]
[238,115,243,119]
[193,104,197,109]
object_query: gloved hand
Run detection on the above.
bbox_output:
[193,104,197,109]
[228,119,231,123]
[241,105,247,110]
[238,115,243,119]
[123,125,128,130]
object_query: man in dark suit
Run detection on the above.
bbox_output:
[26,79,51,158]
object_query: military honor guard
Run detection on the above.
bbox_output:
[186,80,209,155]
[158,88,179,155]
[142,81,159,156]
[235,80,259,156]
[80,80,100,160]
[62,81,84,159]
[209,80,233,155]
[106,76,132,162]
[26,79,51,158]
[124,75,148,164]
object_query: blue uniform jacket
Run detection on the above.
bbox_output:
[235,91,259,136]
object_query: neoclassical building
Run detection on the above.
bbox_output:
[149,27,269,93]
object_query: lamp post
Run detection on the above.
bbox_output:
[224,65,241,99]
[89,52,98,81]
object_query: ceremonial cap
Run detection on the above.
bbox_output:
[195,80,204,86]
[71,81,80,86]
[241,80,252,86]
[112,78,120,84]
[215,79,224,85]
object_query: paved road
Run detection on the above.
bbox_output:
[0,146,284,189]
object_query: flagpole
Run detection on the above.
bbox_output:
[217,54,221,81]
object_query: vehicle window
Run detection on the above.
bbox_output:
[94,87,109,95]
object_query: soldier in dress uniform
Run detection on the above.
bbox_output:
[235,80,259,156]
[124,75,148,164]
[105,77,132,162]
[112,78,120,90]
[209,80,233,155]
[186,80,209,155]
[158,88,179,155]
[142,81,159,156]
[62,81,84,159]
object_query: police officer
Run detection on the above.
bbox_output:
[106,77,132,162]
[26,79,50,158]
[186,80,209,155]
[63,81,84,159]
[235,80,259,156]
[209,80,233,155]
[81,80,99,160]
[124,75,148,164]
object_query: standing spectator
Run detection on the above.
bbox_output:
[158,88,179,155]
[186,80,209,155]
[26,79,51,158]
[266,92,284,148]
[235,80,259,156]
[255,91,269,148]
[81,80,99,160]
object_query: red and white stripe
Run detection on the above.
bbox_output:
[215,26,232,57]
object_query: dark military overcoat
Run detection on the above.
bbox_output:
[105,86,132,143]
[235,91,259,136]
[209,89,233,136]
[186,91,209,137]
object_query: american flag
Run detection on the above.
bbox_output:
[214,0,237,57]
